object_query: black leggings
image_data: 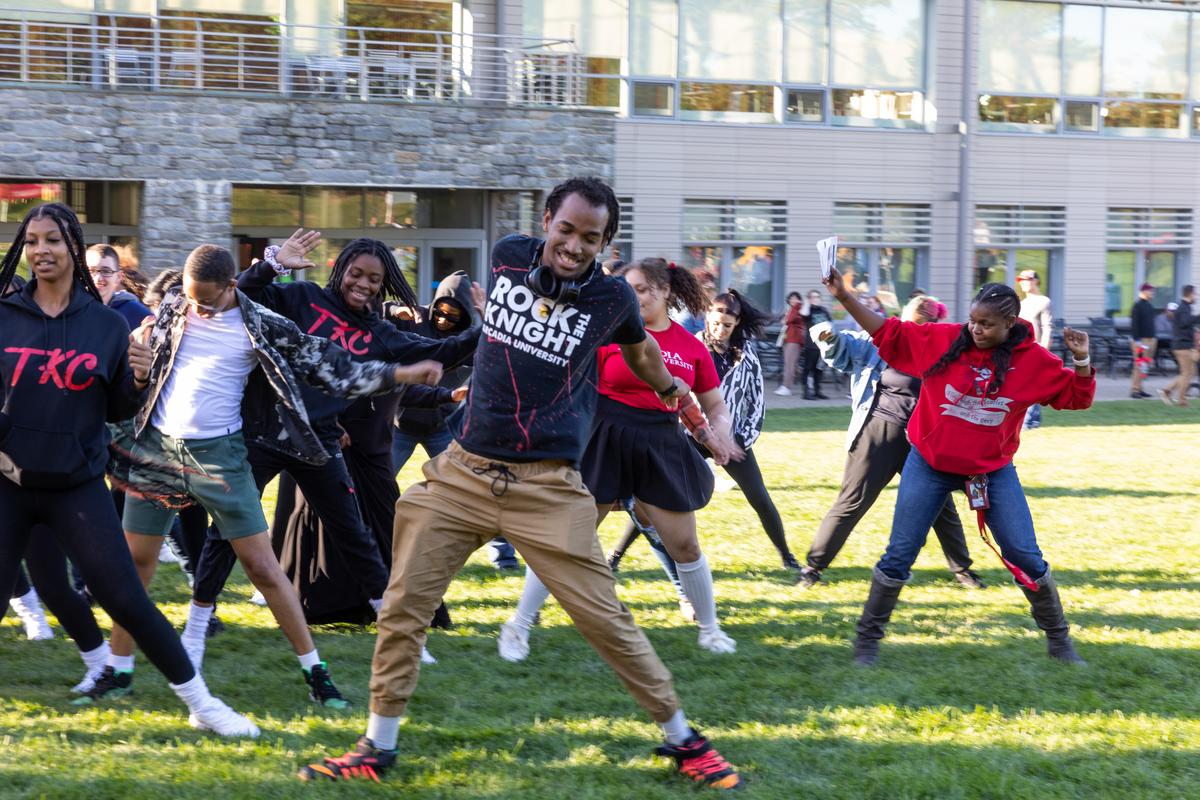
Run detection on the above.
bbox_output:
[22,528,106,652]
[718,446,794,561]
[10,563,29,598]
[0,477,194,684]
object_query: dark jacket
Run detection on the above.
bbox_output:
[235,262,479,444]
[0,280,145,488]
[1131,298,1157,340]
[108,290,153,332]
[1171,299,1196,351]
[137,288,399,466]
[392,271,476,437]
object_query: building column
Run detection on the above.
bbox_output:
[139,179,232,270]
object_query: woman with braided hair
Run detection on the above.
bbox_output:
[0,203,257,735]
[823,268,1095,667]
[499,257,744,660]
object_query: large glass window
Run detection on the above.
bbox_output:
[680,83,775,122]
[785,0,828,84]
[680,0,781,83]
[631,0,678,77]
[0,179,142,265]
[978,2,1193,137]
[830,0,924,89]
[1105,207,1191,312]
[683,200,786,310]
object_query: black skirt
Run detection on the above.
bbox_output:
[581,395,714,512]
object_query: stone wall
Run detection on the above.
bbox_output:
[0,88,616,267]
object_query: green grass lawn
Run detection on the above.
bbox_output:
[2,402,1198,799]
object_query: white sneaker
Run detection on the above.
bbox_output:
[71,662,107,694]
[182,634,206,673]
[420,646,437,665]
[773,385,792,396]
[248,589,267,606]
[697,628,737,655]
[9,592,54,641]
[158,542,180,564]
[497,621,530,662]
[188,696,260,738]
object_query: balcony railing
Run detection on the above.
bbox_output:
[0,10,589,108]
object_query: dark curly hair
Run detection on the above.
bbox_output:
[544,177,621,248]
[707,289,770,356]
[0,203,100,301]
[614,258,708,317]
[925,282,1028,395]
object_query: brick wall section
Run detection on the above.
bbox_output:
[0,88,615,267]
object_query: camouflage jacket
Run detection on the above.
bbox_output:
[136,288,397,465]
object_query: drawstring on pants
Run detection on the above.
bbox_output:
[472,462,519,497]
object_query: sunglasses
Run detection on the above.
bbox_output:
[432,306,462,322]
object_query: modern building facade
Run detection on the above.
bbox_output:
[0,0,1197,318]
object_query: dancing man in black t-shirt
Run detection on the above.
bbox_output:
[299,178,743,790]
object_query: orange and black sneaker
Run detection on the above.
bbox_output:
[297,737,397,783]
[655,731,743,790]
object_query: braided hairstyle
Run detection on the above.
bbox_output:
[0,203,100,301]
[925,282,1028,395]
[614,258,708,317]
[709,289,770,355]
[326,238,419,311]
[544,177,621,247]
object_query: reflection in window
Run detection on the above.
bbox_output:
[232,186,301,228]
[1103,7,1187,100]
[1014,250,1051,298]
[585,57,622,108]
[974,249,1007,292]
[682,245,722,275]
[785,0,827,84]
[365,190,417,229]
[1145,252,1178,307]
[979,0,1059,95]
[830,0,924,88]
[304,188,363,228]
[633,81,674,116]
[0,182,63,223]
[680,0,781,83]
[1106,252,1136,317]
[1102,101,1186,138]
[978,95,1056,132]
[1064,100,1098,132]
[1063,4,1102,96]
[631,0,678,77]
[877,247,917,311]
[786,88,823,122]
[730,246,776,311]
[831,89,922,128]
[680,82,774,122]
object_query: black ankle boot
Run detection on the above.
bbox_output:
[1020,569,1085,665]
[853,569,906,665]
[429,601,453,630]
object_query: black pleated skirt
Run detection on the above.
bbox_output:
[580,395,714,512]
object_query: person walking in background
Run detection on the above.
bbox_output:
[1017,270,1053,430]
[775,291,805,396]
[1130,283,1157,399]
[800,290,832,400]
[1160,285,1196,407]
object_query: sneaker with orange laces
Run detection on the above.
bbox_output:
[655,730,743,790]
[297,737,397,783]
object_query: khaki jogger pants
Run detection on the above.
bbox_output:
[368,441,681,722]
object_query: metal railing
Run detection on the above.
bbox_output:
[0,9,588,108]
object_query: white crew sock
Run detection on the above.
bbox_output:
[169,673,213,712]
[108,653,135,672]
[675,554,719,635]
[365,713,401,751]
[659,709,692,745]
[183,602,214,641]
[510,567,551,632]
[297,649,322,670]
[81,641,110,668]
[9,587,40,615]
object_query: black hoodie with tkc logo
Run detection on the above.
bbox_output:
[0,279,144,489]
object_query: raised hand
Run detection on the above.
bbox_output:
[822,264,849,302]
[276,228,322,270]
[394,360,444,387]
[128,330,152,384]
[470,282,486,314]
[1062,327,1090,360]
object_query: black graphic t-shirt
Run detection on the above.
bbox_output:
[452,234,646,463]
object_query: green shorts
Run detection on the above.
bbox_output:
[122,426,267,540]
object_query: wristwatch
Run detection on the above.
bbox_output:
[263,245,290,277]
[655,377,678,398]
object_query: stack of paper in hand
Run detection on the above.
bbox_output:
[816,236,837,279]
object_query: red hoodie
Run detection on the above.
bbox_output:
[872,317,1095,475]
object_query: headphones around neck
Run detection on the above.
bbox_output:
[524,243,596,306]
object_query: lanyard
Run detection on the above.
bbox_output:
[966,473,1039,592]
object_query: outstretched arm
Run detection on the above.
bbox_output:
[617,336,689,409]
[822,265,884,335]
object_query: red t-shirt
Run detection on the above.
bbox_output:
[598,321,720,412]
[872,317,1095,474]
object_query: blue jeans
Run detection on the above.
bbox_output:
[390,427,519,568]
[877,449,1048,583]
